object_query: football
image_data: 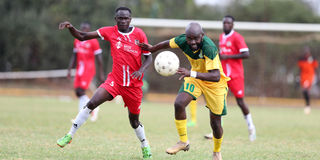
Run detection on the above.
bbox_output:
[154,51,180,76]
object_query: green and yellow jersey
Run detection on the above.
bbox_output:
[169,34,230,88]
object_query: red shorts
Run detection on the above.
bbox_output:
[300,78,313,89]
[228,77,245,98]
[99,75,143,114]
[74,74,94,90]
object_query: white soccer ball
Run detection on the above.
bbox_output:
[154,51,179,76]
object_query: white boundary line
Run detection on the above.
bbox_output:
[0,69,75,79]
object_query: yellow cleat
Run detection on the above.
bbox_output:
[213,152,222,160]
[166,141,190,155]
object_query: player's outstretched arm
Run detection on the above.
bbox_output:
[177,68,220,82]
[139,40,170,53]
[59,21,99,41]
[131,54,153,80]
[220,51,249,60]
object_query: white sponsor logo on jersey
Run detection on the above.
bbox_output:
[124,44,138,54]
[226,41,232,47]
[116,41,122,49]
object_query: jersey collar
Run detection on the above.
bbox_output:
[223,29,234,39]
[117,25,135,36]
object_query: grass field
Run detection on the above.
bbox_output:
[0,96,320,160]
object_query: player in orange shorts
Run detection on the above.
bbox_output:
[298,47,318,114]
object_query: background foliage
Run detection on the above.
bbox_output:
[1,0,320,97]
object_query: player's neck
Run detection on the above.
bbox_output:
[118,26,133,33]
[224,30,232,35]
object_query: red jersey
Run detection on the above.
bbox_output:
[219,30,249,79]
[97,25,150,87]
[298,59,318,83]
[74,39,102,78]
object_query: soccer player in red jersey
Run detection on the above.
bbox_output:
[205,15,256,141]
[67,22,104,121]
[298,47,318,114]
[220,15,256,141]
[57,7,152,158]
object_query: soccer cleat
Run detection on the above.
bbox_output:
[187,121,196,127]
[249,127,256,142]
[142,146,152,159]
[204,133,213,140]
[57,134,72,148]
[304,107,311,115]
[213,152,222,160]
[166,141,190,155]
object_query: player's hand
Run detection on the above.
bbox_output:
[177,67,190,80]
[67,70,71,80]
[138,43,153,52]
[59,21,73,30]
[219,54,228,60]
[131,71,143,80]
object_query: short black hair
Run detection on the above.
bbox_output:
[224,15,235,21]
[115,7,131,14]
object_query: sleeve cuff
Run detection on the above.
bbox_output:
[94,49,102,55]
[143,52,151,56]
[169,38,179,48]
[239,48,249,52]
[96,30,104,40]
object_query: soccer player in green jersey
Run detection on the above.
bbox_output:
[140,22,230,160]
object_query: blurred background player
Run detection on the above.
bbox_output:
[67,22,104,122]
[187,100,198,127]
[57,7,153,159]
[298,46,318,114]
[205,15,256,141]
[140,22,230,160]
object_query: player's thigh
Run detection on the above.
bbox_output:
[178,77,202,100]
[175,92,195,108]
[203,87,228,116]
[121,87,143,115]
[301,79,312,89]
[228,77,244,98]
[89,88,113,108]
[210,111,222,127]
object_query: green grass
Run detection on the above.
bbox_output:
[0,96,320,160]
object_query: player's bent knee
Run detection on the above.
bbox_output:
[75,88,85,97]
[174,100,186,109]
[130,119,140,129]
[86,100,98,110]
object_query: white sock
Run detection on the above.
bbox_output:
[134,124,149,148]
[244,113,255,130]
[78,95,90,112]
[68,107,92,137]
